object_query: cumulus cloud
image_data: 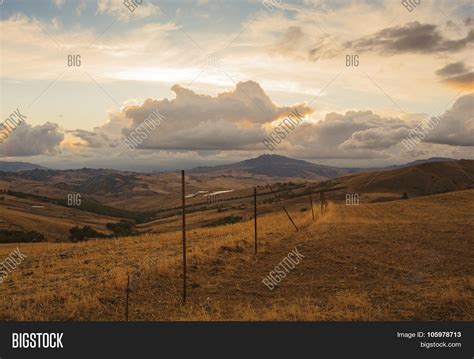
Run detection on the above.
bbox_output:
[103,81,314,151]
[283,94,473,160]
[111,80,466,160]
[4,92,470,167]
[339,126,410,150]
[349,22,474,54]
[282,110,408,159]
[0,122,64,157]
[328,94,474,152]
[68,110,131,148]
[423,94,474,146]
[70,129,116,148]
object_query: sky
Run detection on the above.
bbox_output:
[0,0,473,171]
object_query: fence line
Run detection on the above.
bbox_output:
[5,175,343,320]
[181,170,187,304]
[177,170,343,304]
[308,186,315,221]
[125,273,130,321]
[266,182,299,232]
[254,187,257,254]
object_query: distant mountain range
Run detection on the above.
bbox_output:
[0,155,459,178]
[189,154,458,179]
[0,161,48,172]
[0,156,471,239]
[190,154,357,179]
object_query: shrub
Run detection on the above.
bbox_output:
[69,226,108,242]
[0,229,47,243]
[106,221,138,237]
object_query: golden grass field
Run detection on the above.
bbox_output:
[0,189,472,321]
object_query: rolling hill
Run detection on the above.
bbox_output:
[189,154,358,179]
[336,159,474,196]
[0,161,47,172]
[0,189,471,320]
[382,157,455,170]
[0,156,472,242]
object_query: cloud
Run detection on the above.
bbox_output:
[334,94,474,151]
[435,62,469,76]
[96,0,160,22]
[272,25,336,62]
[423,94,474,146]
[52,0,65,8]
[92,82,467,158]
[435,62,474,90]
[275,26,305,51]
[442,72,474,90]
[76,0,87,15]
[113,81,313,151]
[349,22,474,54]
[0,122,64,157]
[70,81,313,152]
[284,94,474,160]
[0,13,177,82]
[68,111,132,148]
[282,110,408,159]
[339,126,410,151]
[69,129,116,148]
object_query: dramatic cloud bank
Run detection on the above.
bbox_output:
[0,122,64,157]
[2,81,471,171]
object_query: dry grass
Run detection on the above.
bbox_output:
[0,190,472,321]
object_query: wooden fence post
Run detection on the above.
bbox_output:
[320,192,323,216]
[181,170,187,304]
[308,186,315,221]
[266,183,298,232]
[125,274,130,321]
[254,187,257,254]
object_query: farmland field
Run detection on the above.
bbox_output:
[1,189,472,321]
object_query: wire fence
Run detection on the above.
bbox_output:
[0,170,344,320]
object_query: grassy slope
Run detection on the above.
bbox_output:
[0,194,120,240]
[338,160,474,196]
[0,189,472,320]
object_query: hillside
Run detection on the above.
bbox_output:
[0,161,47,172]
[0,189,471,320]
[0,155,354,214]
[384,157,455,170]
[0,158,472,241]
[190,154,356,179]
[336,159,474,196]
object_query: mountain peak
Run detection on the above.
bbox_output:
[190,154,350,179]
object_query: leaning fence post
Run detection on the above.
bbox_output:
[308,186,315,221]
[266,183,298,232]
[181,170,187,304]
[254,187,257,254]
